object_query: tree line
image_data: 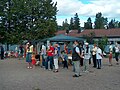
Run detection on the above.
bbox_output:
[59,12,120,32]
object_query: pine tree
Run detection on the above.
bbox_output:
[118,22,120,28]
[84,17,92,29]
[74,13,80,32]
[69,17,74,30]
[108,19,115,29]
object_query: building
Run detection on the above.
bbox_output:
[56,28,120,44]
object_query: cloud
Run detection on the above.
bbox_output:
[53,0,120,26]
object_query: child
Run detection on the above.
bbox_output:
[31,53,36,69]
[61,50,68,69]
[109,51,113,66]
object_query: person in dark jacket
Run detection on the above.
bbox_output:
[72,40,82,77]
[1,45,4,60]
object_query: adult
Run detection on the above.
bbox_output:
[46,43,54,70]
[19,45,24,60]
[1,45,4,60]
[96,45,103,69]
[79,43,84,66]
[41,44,46,68]
[26,42,33,69]
[92,44,97,68]
[114,44,120,65]
[53,44,59,72]
[72,40,82,77]
[83,42,91,72]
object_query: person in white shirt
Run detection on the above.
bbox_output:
[41,44,46,68]
[114,44,120,64]
[96,45,103,69]
[83,42,91,72]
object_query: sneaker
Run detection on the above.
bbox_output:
[30,67,33,69]
[109,64,113,66]
[73,74,79,77]
[53,70,58,73]
[49,69,52,71]
[84,70,89,73]
[27,67,30,69]
[97,68,101,69]
[116,63,119,65]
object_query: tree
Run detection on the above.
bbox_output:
[98,36,108,52]
[84,17,92,29]
[108,19,115,29]
[62,19,69,31]
[69,17,74,30]
[94,12,107,29]
[83,32,95,44]
[0,0,58,44]
[118,22,120,28]
[74,13,80,33]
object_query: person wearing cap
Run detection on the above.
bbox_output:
[72,40,82,77]
[83,42,91,72]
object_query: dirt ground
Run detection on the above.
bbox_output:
[0,58,120,90]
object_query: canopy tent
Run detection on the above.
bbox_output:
[48,34,84,42]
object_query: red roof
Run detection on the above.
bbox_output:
[56,28,120,38]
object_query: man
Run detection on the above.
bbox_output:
[83,42,91,72]
[92,44,97,68]
[72,40,82,77]
[46,43,54,70]
[96,45,103,69]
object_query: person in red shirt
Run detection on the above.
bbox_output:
[64,43,68,54]
[45,43,54,70]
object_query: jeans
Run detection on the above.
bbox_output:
[96,59,102,68]
[63,60,68,68]
[45,56,53,70]
[73,61,80,76]
[115,52,119,62]
[42,55,45,67]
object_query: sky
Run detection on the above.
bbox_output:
[52,0,120,27]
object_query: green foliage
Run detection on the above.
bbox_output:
[74,13,80,31]
[0,0,57,44]
[108,19,115,28]
[94,12,108,29]
[84,17,92,29]
[97,36,108,51]
[62,19,69,30]
[118,22,120,28]
[83,32,95,44]
[69,17,74,30]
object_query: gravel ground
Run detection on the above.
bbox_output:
[0,58,120,90]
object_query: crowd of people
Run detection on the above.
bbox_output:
[1,40,119,78]
[24,40,120,78]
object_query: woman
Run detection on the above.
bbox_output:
[26,42,33,69]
